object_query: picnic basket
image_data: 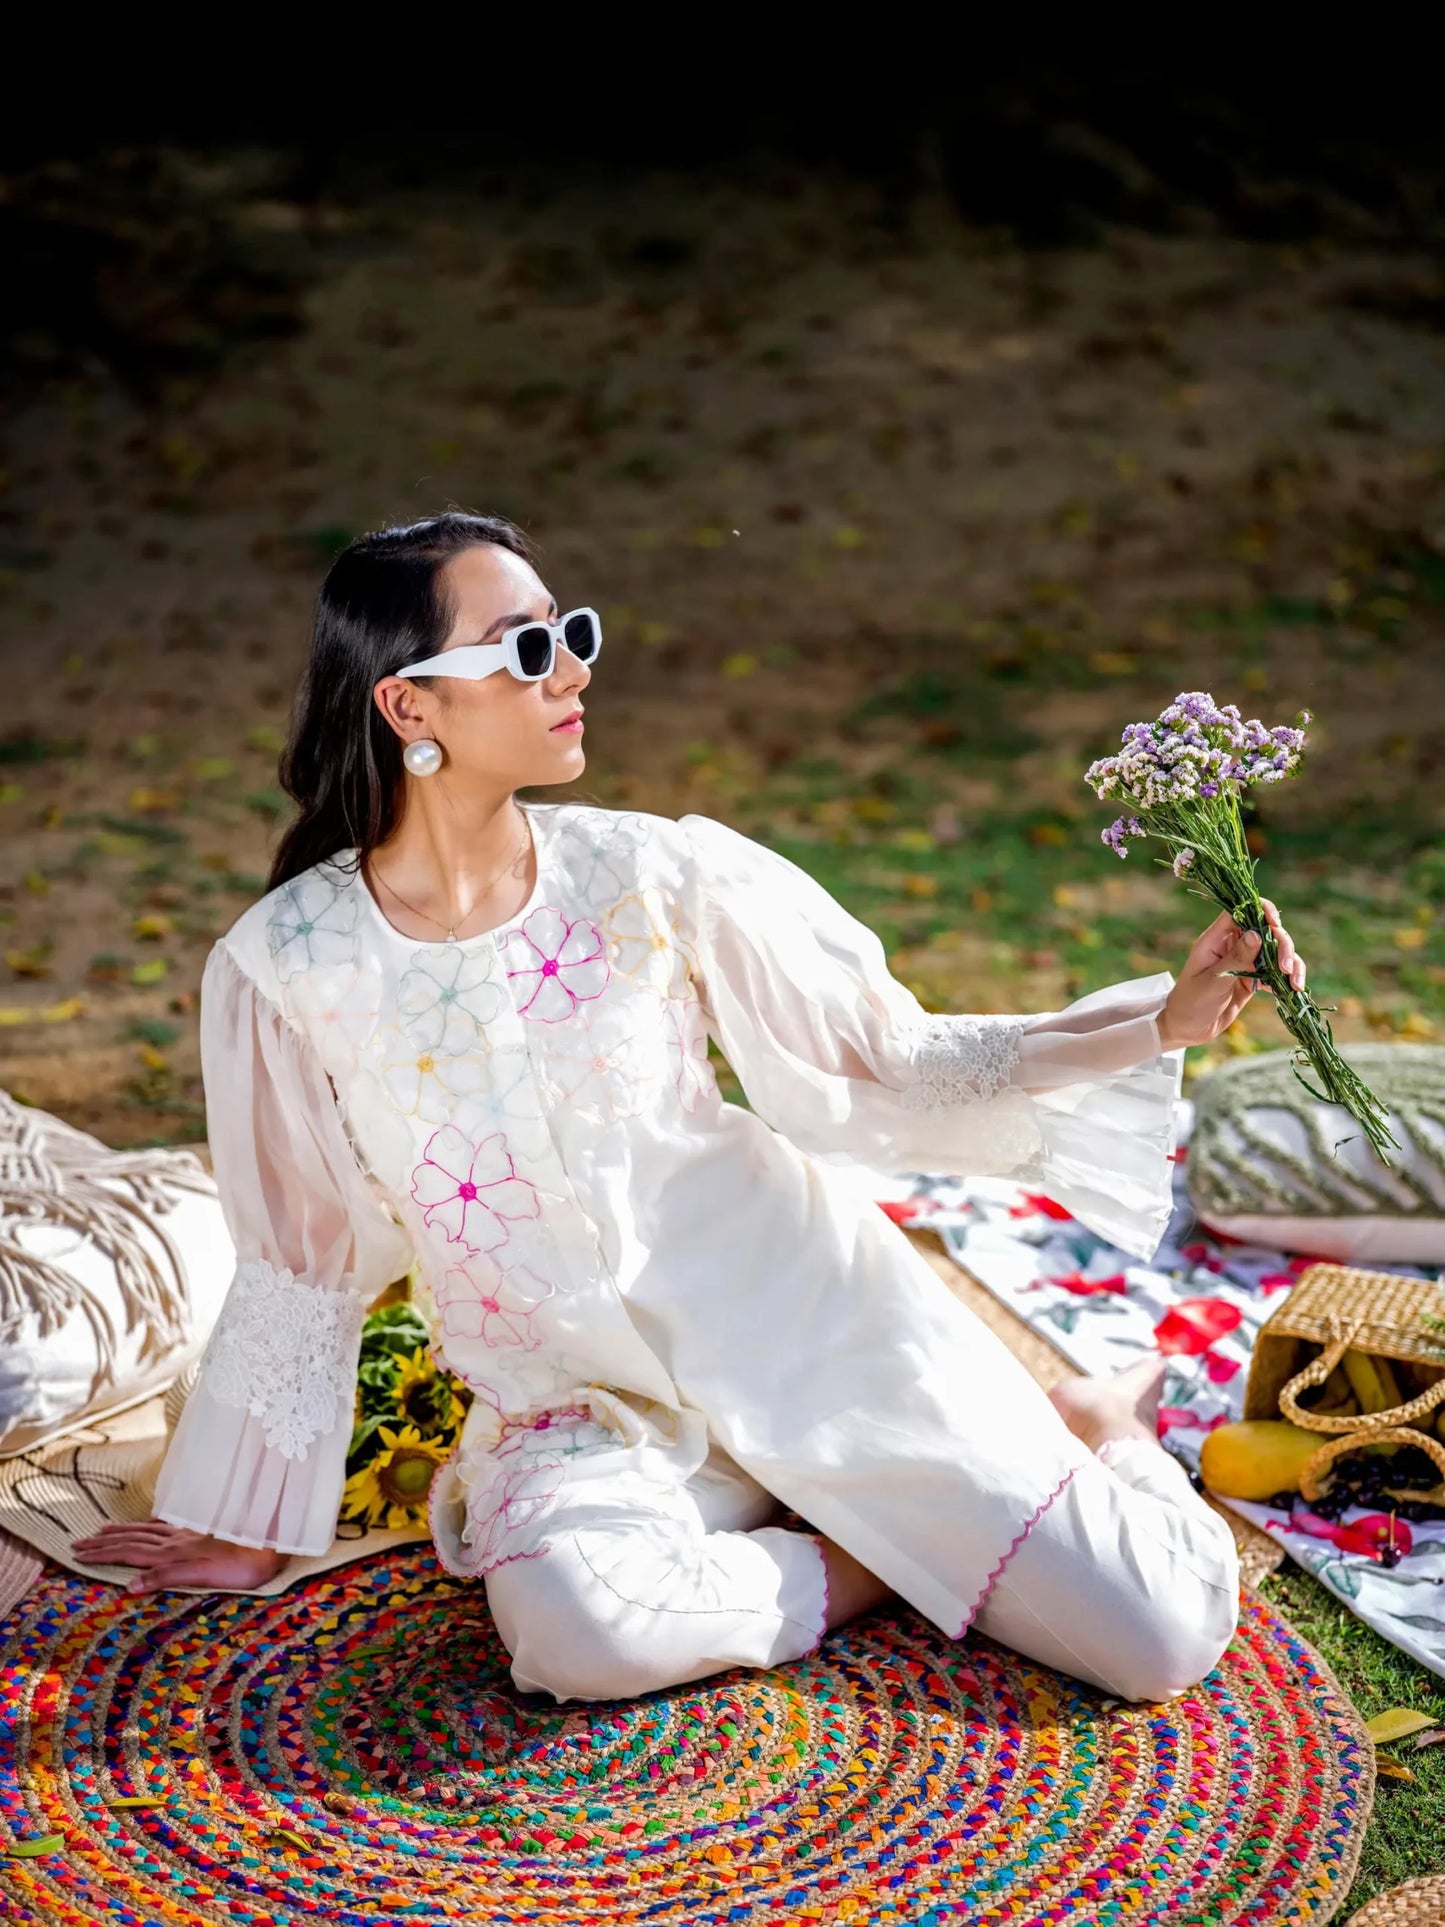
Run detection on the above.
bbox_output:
[1242,1262,1445,1504]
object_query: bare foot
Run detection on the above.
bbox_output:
[69,1518,287,1593]
[1047,1355,1169,1456]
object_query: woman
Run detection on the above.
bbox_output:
[73,512,1306,1706]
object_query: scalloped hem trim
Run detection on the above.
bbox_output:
[426,1445,557,1581]
[804,1532,831,1654]
[953,1460,1085,1639]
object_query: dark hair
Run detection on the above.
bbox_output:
[266,512,536,893]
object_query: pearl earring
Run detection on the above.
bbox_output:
[403,738,443,777]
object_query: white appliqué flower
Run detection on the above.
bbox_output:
[435,1255,554,1350]
[288,960,384,1079]
[397,945,505,1055]
[553,809,655,915]
[604,887,697,997]
[377,1022,490,1122]
[665,990,719,1113]
[500,907,610,1023]
[409,1122,541,1253]
[541,998,670,1121]
[266,870,360,982]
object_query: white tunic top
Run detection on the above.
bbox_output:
[152,800,1183,1635]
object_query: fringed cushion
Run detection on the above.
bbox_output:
[0,1090,236,1455]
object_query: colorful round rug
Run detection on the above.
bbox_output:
[1,1544,1371,1925]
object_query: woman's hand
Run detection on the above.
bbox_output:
[1157,898,1306,1052]
[70,1517,287,1593]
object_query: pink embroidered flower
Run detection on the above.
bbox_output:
[464,1454,566,1566]
[436,1257,553,1351]
[665,991,717,1113]
[500,906,610,1022]
[410,1123,540,1252]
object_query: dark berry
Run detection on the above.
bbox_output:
[1378,1546,1404,1569]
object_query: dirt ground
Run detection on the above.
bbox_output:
[2,159,1443,1148]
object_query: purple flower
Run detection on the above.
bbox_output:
[1102,815,1146,858]
[1172,848,1196,878]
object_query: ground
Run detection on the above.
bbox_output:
[2,152,1442,1905]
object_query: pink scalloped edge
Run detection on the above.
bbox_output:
[805,1532,832,1654]
[425,1445,556,1581]
[953,1460,1085,1639]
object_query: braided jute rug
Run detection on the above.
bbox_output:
[0,1541,1372,1926]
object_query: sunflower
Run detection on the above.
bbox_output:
[340,1422,448,1530]
[392,1344,462,1438]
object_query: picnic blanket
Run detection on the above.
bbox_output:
[861,1103,1445,1683]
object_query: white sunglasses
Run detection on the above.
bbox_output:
[395,607,603,682]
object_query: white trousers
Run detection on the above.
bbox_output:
[484,1429,1241,1706]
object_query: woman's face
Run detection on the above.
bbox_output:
[377,541,591,790]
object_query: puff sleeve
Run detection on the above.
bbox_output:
[150,941,415,1555]
[677,813,1184,1260]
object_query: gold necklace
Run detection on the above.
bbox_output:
[370,819,532,943]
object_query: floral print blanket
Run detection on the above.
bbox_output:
[864,1109,1445,1680]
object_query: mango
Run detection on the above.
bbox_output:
[1199,1419,1326,1501]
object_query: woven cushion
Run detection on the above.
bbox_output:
[1187,1044,1445,1263]
[0,1089,236,1456]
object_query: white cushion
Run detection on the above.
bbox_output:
[0,1091,236,1457]
[1187,1044,1445,1265]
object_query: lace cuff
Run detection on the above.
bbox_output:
[897,1013,1028,1109]
[199,1258,367,1460]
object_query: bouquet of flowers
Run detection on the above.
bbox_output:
[1086,691,1399,1163]
[339,1301,474,1530]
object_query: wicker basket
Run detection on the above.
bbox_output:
[1242,1263,1445,1504]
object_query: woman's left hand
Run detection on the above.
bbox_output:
[1157,898,1306,1052]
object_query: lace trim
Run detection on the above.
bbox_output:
[896,1012,1027,1110]
[199,1258,366,1460]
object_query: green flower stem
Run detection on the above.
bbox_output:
[1137,796,1400,1165]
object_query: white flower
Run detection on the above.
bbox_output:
[266,871,359,981]
[397,946,505,1056]
[377,1022,491,1123]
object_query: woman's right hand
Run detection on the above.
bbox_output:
[69,1518,287,1592]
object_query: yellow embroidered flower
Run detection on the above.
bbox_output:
[340,1422,447,1530]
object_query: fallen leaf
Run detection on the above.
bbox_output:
[190,756,234,782]
[133,914,172,940]
[721,654,758,678]
[128,787,180,812]
[901,874,938,898]
[0,995,84,1026]
[3,1834,65,1857]
[1366,1707,1439,1744]
[1411,1728,1445,1750]
[139,1044,169,1071]
[268,1827,311,1852]
[130,959,170,985]
[106,1796,164,1809]
[5,946,54,979]
[1373,1758,1415,1783]
[1393,927,1428,950]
